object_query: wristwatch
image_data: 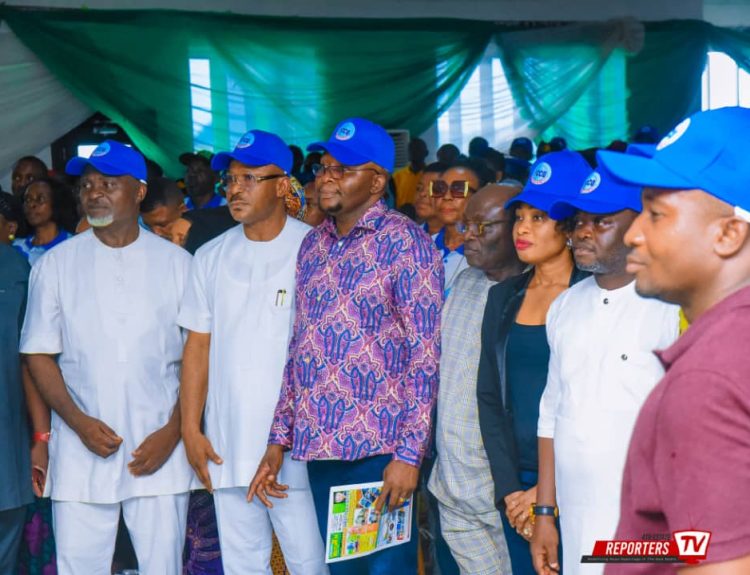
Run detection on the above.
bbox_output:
[529,504,558,524]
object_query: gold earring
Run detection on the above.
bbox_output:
[8,233,15,241]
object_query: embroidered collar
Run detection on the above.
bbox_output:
[434,227,464,259]
[24,229,70,251]
[321,200,389,239]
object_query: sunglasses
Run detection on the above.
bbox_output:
[456,219,511,236]
[429,180,477,199]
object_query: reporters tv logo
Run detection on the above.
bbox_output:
[674,530,711,564]
[582,530,711,565]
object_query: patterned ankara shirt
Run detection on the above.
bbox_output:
[268,200,444,466]
[428,267,499,515]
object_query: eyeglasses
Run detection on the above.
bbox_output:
[23,196,50,207]
[429,180,476,199]
[456,219,510,236]
[222,173,286,188]
[311,164,381,179]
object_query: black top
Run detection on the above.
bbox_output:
[477,266,589,511]
[506,322,550,472]
[183,206,237,254]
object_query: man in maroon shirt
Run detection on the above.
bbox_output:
[595,106,750,574]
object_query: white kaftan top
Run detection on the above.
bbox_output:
[177,218,311,490]
[538,277,680,575]
[20,229,194,503]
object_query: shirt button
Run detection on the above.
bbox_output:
[621,354,628,361]
[603,298,609,304]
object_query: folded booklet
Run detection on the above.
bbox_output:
[325,481,413,563]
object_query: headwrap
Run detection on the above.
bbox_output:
[285,176,307,221]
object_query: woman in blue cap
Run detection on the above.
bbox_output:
[476,150,592,575]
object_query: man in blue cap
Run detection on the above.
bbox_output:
[179,129,327,575]
[250,118,444,574]
[594,107,750,574]
[529,158,680,575]
[20,140,194,574]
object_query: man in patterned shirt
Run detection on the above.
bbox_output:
[249,118,443,574]
[428,183,523,575]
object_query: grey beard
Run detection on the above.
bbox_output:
[87,214,114,228]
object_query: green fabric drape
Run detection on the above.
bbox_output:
[709,25,750,73]
[495,20,640,149]
[0,7,492,175]
[626,21,709,138]
[4,6,750,172]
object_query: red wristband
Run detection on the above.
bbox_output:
[33,431,51,443]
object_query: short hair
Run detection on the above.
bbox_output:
[437,144,461,165]
[468,137,489,158]
[424,161,448,174]
[484,148,505,173]
[443,158,493,188]
[503,158,530,184]
[14,156,48,176]
[145,158,164,181]
[22,177,77,233]
[409,138,428,155]
[141,177,185,213]
[289,145,304,172]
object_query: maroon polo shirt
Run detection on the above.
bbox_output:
[606,286,750,575]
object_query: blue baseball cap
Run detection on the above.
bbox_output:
[597,107,750,218]
[212,130,293,173]
[548,145,655,219]
[505,150,592,213]
[65,140,147,183]
[307,118,395,172]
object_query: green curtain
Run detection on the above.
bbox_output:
[4,6,750,171]
[626,21,709,138]
[0,7,493,176]
[495,20,640,149]
[709,25,750,72]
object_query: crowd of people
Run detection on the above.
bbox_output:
[1,106,749,575]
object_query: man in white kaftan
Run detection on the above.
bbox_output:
[21,140,193,575]
[532,161,680,575]
[179,130,327,575]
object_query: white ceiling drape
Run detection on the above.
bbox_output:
[0,23,91,186]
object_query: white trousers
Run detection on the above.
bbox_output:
[52,493,189,575]
[213,486,328,575]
